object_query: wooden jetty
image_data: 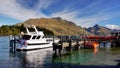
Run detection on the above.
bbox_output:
[52,34,120,56]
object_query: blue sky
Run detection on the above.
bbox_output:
[0,0,120,29]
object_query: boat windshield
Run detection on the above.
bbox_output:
[22,35,31,40]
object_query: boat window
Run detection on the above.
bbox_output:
[46,39,53,42]
[22,35,31,40]
[36,36,41,39]
[32,36,37,39]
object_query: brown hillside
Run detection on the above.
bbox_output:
[17,17,93,36]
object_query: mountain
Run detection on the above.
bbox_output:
[16,17,93,36]
[86,24,111,36]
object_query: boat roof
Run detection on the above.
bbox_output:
[26,31,44,36]
[25,25,44,36]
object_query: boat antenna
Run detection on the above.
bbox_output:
[26,27,30,34]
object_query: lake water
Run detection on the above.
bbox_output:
[0,36,120,68]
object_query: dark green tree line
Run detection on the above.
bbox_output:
[0,24,54,36]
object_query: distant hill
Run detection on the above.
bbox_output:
[16,17,93,36]
[86,24,111,36]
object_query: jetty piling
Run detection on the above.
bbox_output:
[53,36,63,55]
[68,36,72,51]
[75,36,80,50]
[9,35,17,53]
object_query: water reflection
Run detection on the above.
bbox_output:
[5,49,120,68]
[93,47,98,56]
[52,48,120,66]
[10,48,53,68]
[9,47,120,67]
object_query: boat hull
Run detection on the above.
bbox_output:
[16,43,53,51]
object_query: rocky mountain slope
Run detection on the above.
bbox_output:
[86,24,111,36]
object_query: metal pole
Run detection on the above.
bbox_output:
[69,36,72,51]
[76,36,79,50]
[13,36,16,52]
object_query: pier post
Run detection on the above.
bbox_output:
[53,43,57,55]
[58,36,63,55]
[98,42,100,48]
[83,39,86,48]
[53,36,56,54]
[103,42,106,48]
[76,36,80,50]
[9,35,16,53]
[53,36,63,56]
[60,36,63,48]
[68,36,72,51]
[10,40,13,52]
[13,35,16,52]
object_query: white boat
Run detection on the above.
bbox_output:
[16,26,60,51]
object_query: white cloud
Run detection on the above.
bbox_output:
[51,9,79,21]
[35,0,54,10]
[0,0,53,21]
[106,24,120,30]
[73,13,112,28]
[51,8,112,28]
